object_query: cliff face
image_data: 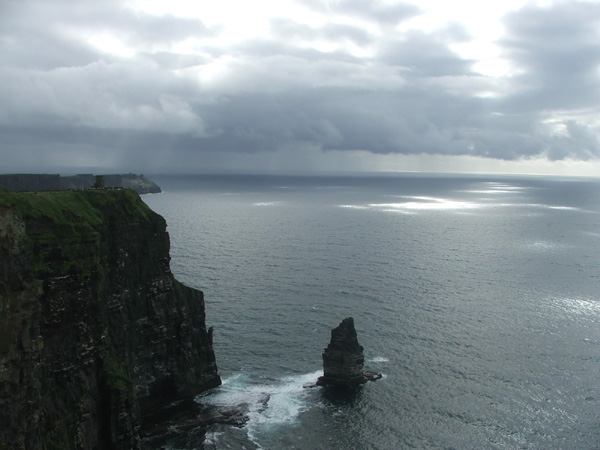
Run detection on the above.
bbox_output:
[0,188,220,449]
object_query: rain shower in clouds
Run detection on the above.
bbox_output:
[1,0,600,175]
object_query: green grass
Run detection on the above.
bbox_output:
[0,188,154,229]
[0,188,160,278]
[104,354,134,392]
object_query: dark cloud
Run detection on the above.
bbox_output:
[546,121,600,160]
[499,1,600,112]
[142,52,211,70]
[1,0,599,174]
[378,30,474,76]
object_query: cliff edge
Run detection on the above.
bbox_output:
[0,187,220,449]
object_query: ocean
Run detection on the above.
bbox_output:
[142,173,600,449]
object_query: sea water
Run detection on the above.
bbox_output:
[143,174,600,449]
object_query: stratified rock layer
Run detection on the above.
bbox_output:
[317,317,364,387]
[0,188,220,449]
[317,317,382,388]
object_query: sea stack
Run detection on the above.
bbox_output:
[317,317,382,388]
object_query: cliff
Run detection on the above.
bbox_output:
[0,173,162,194]
[0,187,220,449]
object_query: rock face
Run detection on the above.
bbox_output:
[0,188,220,449]
[317,317,382,388]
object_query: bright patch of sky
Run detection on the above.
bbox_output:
[125,0,525,75]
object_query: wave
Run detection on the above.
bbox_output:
[203,431,224,447]
[199,370,323,448]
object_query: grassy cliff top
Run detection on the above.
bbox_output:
[0,188,164,278]
[0,188,159,236]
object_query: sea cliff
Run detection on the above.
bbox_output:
[0,187,220,449]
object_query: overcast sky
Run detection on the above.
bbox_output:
[2,0,600,176]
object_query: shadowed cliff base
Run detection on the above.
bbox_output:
[0,188,218,449]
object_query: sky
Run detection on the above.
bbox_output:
[1,0,600,176]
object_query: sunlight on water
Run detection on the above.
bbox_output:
[370,196,482,211]
[463,182,526,194]
[464,189,519,194]
[483,182,524,189]
[253,201,283,206]
[524,240,561,251]
[339,196,483,212]
[548,205,578,211]
[553,297,600,318]
[524,203,581,211]
[338,204,369,210]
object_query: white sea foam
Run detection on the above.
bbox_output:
[200,371,323,448]
[203,431,224,447]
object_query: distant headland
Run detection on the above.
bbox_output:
[0,173,161,194]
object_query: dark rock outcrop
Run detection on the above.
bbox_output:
[0,188,219,449]
[317,317,382,388]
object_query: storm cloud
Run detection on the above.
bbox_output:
[1,0,599,174]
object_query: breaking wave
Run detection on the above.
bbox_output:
[199,371,323,448]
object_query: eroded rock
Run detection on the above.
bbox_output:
[317,317,382,388]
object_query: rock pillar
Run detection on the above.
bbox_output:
[318,317,379,388]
